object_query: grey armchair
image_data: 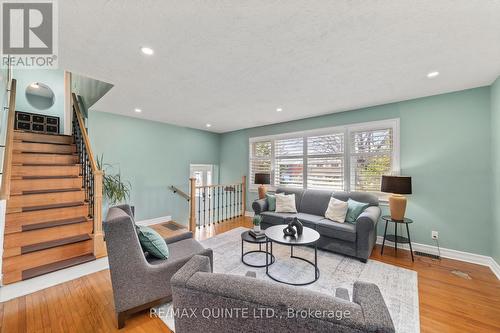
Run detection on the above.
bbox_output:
[103,205,213,328]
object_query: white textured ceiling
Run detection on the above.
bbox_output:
[60,1,500,133]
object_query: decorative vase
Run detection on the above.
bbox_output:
[254,225,261,232]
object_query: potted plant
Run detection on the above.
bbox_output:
[96,155,131,205]
[253,215,262,232]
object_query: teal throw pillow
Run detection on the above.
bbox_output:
[345,199,370,223]
[266,193,276,211]
[137,226,170,259]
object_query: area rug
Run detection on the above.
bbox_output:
[156,227,420,333]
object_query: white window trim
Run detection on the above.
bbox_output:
[248,118,400,199]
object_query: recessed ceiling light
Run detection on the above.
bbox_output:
[276,107,283,112]
[134,108,142,113]
[141,47,154,55]
[427,71,439,78]
[206,123,212,128]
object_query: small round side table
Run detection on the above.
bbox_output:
[241,230,275,268]
[380,216,414,261]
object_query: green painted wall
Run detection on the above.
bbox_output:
[12,69,65,133]
[220,87,493,256]
[491,77,500,263]
[88,111,220,224]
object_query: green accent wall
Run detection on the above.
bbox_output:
[88,111,220,223]
[491,77,500,263]
[220,87,493,256]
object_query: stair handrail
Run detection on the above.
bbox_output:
[0,79,17,200]
[188,176,246,231]
[168,185,190,201]
[71,93,106,258]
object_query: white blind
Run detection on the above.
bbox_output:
[307,133,344,190]
[275,137,303,187]
[250,141,272,185]
[350,128,393,192]
[248,119,399,196]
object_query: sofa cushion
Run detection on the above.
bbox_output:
[275,193,298,213]
[265,193,276,211]
[324,197,349,223]
[299,189,334,215]
[138,226,169,259]
[261,211,296,226]
[295,213,324,229]
[276,187,304,210]
[317,219,357,242]
[346,199,370,223]
[146,238,204,265]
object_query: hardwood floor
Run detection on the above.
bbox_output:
[1,216,499,333]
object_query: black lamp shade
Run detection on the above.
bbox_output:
[254,173,270,185]
[381,175,412,195]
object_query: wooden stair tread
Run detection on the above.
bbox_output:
[22,254,96,281]
[18,151,77,156]
[21,188,83,195]
[21,234,91,254]
[22,201,86,212]
[22,216,89,231]
[21,175,80,179]
[19,163,79,166]
[14,130,72,137]
[19,151,78,155]
[18,140,74,146]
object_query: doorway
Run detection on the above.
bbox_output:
[190,164,213,187]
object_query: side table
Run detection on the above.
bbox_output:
[241,230,275,268]
[380,215,414,261]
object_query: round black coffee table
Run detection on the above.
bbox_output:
[264,225,320,286]
[241,230,275,268]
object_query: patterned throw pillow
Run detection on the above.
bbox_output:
[137,226,170,259]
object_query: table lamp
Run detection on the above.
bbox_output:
[254,173,271,199]
[381,175,412,221]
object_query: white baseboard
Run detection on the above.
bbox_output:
[0,215,172,301]
[135,215,172,226]
[245,211,254,217]
[376,236,500,280]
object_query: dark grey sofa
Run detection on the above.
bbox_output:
[103,204,213,328]
[172,255,395,333]
[252,188,381,262]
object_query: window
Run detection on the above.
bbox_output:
[249,119,399,197]
[307,133,344,190]
[275,137,304,188]
[249,141,272,185]
[350,128,393,192]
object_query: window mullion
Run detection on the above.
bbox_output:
[271,140,275,186]
[345,128,350,192]
[303,135,307,189]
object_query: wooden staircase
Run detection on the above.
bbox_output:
[2,131,95,284]
[1,81,104,285]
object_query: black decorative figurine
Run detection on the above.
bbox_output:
[283,218,304,237]
[283,224,296,237]
[291,218,303,235]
